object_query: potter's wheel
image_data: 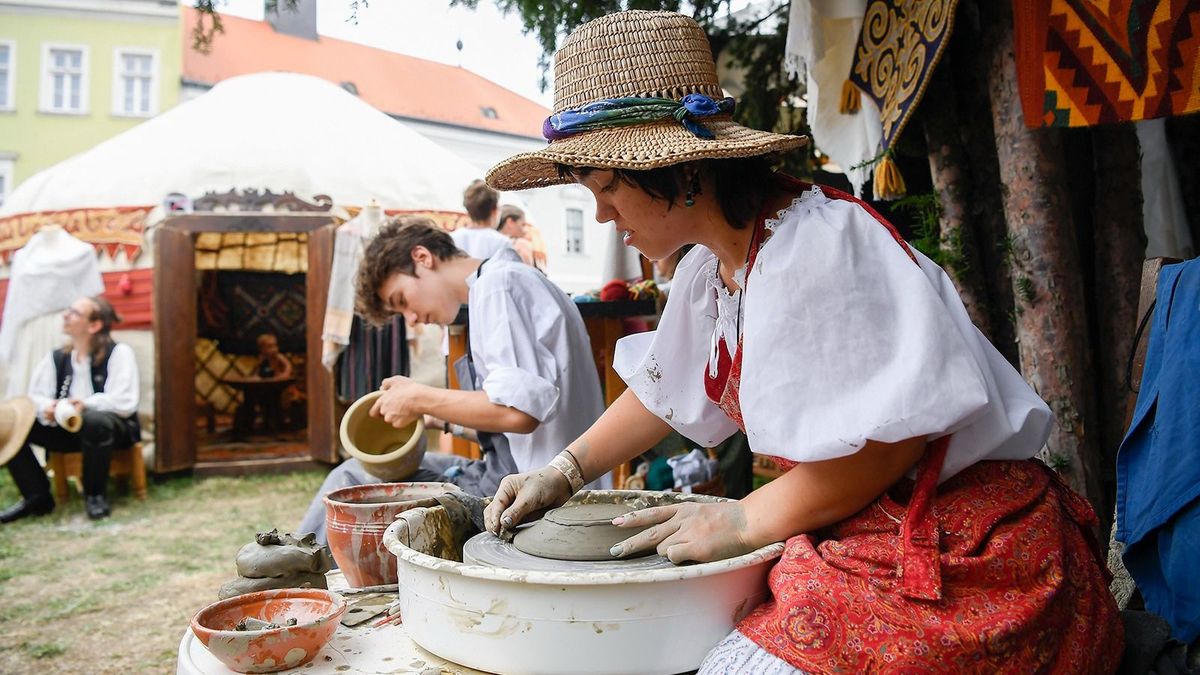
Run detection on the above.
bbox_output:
[463,531,675,572]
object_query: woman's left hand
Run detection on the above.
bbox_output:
[610,502,755,564]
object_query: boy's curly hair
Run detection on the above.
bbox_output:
[355,216,464,325]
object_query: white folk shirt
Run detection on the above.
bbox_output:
[451,227,513,261]
[466,248,611,488]
[27,344,140,426]
[614,185,1052,483]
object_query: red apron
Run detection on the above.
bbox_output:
[702,179,1122,673]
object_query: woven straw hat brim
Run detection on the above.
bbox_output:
[487,117,808,191]
[0,396,36,468]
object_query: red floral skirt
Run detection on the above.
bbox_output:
[737,459,1123,673]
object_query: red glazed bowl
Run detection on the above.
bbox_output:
[190,588,346,673]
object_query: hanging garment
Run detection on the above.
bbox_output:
[1117,258,1200,643]
[334,315,409,404]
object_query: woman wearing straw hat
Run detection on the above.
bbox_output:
[484,10,1120,673]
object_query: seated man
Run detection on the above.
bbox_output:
[1,296,140,522]
[298,217,607,543]
[234,333,295,434]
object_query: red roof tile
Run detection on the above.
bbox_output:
[182,9,549,140]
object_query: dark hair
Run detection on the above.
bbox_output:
[355,216,465,325]
[497,205,525,231]
[556,156,776,230]
[87,296,121,362]
[463,179,499,223]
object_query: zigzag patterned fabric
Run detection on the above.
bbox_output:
[1014,0,1200,128]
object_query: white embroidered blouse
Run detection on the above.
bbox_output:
[613,185,1052,482]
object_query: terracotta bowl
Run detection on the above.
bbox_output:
[190,588,346,673]
[339,390,425,480]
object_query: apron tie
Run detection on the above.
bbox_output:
[899,434,950,601]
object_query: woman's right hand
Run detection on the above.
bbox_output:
[484,466,574,536]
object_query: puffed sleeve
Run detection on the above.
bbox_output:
[469,283,561,423]
[740,188,991,464]
[613,247,740,446]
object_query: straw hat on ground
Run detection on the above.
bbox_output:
[487,10,807,191]
[0,396,36,467]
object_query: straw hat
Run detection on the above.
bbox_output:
[486,10,807,191]
[0,396,36,467]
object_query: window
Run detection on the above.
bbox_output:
[0,154,15,209]
[112,48,158,117]
[40,44,88,114]
[0,41,14,111]
[565,208,584,254]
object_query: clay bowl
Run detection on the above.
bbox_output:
[324,481,461,587]
[190,588,346,673]
[513,502,653,561]
[339,390,425,481]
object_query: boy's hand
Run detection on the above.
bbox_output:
[371,376,428,429]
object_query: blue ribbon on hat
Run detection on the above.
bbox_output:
[542,94,736,141]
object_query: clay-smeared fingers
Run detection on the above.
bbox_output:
[612,505,678,528]
[485,475,520,534]
[610,517,682,558]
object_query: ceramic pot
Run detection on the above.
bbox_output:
[383,490,785,675]
[190,588,346,673]
[339,390,425,481]
[324,482,461,587]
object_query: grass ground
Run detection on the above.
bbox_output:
[0,468,325,674]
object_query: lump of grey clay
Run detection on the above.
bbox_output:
[235,529,333,579]
[218,571,328,600]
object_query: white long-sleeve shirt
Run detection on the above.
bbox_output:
[466,248,610,487]
[27,343,140,425]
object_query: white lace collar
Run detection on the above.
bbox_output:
[703,185,826,377]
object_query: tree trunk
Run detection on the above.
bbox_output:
[1090,123,1145,520]
[981,0,1103,506]
[949,1,1017,365]
[921,58,994,341]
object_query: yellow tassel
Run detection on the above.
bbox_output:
[839,79,861,114]
[873,155,907,201]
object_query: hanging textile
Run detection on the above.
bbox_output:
[784,0,880,196]
[847,0,960,199]
[196,270,307,355]
[334,315,409,403]
[1013,0,1200,129]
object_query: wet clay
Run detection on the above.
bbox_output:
[512,503,653,561]
[219,529,334,600]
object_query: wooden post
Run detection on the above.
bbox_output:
[982,0,1103,506]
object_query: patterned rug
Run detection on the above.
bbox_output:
[1014,0,1200,128]
[848,0,960,158]
[198,270,307,355]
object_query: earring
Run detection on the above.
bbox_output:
[684,172,701,207]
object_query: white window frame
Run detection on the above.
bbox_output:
[39,42,89,115]
[0,154,16,210]
[565,207,585,255]
[0,40,15,112]
[111,47,159,118]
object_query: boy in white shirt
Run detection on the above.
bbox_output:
[298,217,606,543]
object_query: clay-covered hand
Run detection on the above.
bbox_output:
[371,376,428,429]
[610,502,755,564]
[484,466,574,536]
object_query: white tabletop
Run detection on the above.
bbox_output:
[176,572,489,675]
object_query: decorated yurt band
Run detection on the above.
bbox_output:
[542,94,736,140]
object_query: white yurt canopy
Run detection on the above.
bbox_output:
[0,72,481,216]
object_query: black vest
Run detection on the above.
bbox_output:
[53,346,141,437]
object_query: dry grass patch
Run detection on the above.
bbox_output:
[0,468,325,674]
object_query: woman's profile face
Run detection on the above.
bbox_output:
[577,169,692,261]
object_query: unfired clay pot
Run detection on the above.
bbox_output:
[339,390,425,480]
[324,482,461,587]
[190,588,345,673]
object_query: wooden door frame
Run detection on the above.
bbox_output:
[153,212,337,473]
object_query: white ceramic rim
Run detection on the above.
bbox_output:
[382,503,785,587]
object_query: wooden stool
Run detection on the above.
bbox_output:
[48,442,148,502]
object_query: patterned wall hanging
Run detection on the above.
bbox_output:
[847,0,960,199]
[1013,0,1200,128]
